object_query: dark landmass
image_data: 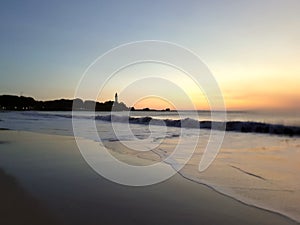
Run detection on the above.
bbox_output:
[0,95,129,111]
[0,128,10,130]
[130,107,172,112]
[0,95,173,112]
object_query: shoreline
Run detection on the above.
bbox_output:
[178,171,300,224]
[108,138,300,224]
[0,129,299,225]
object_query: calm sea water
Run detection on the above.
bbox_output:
[0,110,299,222]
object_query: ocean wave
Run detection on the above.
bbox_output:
[21,112,300,136]
[94,115,300,136]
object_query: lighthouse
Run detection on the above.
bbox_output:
[114,92,118,104]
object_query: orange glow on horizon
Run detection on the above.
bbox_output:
[133,97,175,110]
[129,90,300,111]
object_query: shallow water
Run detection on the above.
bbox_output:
[177,132,300,222]
[0,111,299,222]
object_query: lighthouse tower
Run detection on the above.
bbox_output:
[114,93,118,104]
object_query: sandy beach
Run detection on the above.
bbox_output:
[0,130,298,225]
[0,168,63,225]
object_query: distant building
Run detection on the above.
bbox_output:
[115,92,118,103]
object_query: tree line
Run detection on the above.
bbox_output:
[0,95,129,111]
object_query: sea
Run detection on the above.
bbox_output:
[0,110,299,222]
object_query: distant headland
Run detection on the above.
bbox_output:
[0,93,172,112]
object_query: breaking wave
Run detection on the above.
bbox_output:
[21,112,300,136]
[93,115,300,136]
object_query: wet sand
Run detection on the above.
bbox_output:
[0,130,298,225]
[0,168,62,225]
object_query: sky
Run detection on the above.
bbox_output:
[0,0,299,110]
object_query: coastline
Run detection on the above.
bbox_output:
[0,130,298,225]
[107,136,300,224]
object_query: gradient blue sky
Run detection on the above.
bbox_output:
[1,0,299,110]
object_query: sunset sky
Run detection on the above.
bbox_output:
[1,0,299,110]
